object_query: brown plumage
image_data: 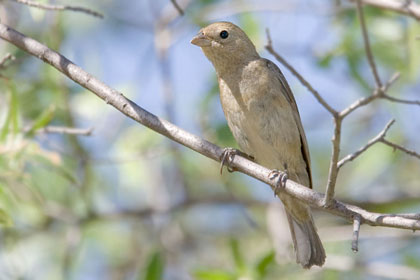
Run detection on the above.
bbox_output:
[191,21,325,268]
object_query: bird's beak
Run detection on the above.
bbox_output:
[190,32,211,47]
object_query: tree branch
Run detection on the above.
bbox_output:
[356,0,383,89]
[339,73,401,118]
[265,29,338,116]
[10,0,104,18]
[36,126,93,136]
[380,138,420,160]
[170,0,184,15]
[380,94,420,106]
[1,23,420,233]
[338,119,395,169]
[324,117,342,206]
[349,0,420,21]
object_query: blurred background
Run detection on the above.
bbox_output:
[0,0,420,279]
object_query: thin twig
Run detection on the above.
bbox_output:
[338,119,420,168]
[339,95,376,118]
[352,215,361,252]
[380,139,420,160]
[382,72,400,92]
[339,72,400,118]
[378,72,420,106]
[381,94,420,106]
[2,22,420,231]
[265,29,338,116]
[338,119,395,169]
[170,0,184,15]
[348,0,420,21]
[37,126,93,136]
[324,117,342,206]
[0,53,15,68]
[11,0,103,18]
[356,0,383,89]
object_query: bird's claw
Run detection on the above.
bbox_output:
[219,148,254,175]
[220,148,239,174]
[269,169,289,197]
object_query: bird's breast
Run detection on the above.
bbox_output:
[218,73,306,177]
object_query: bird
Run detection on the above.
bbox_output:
[191,21,325,268]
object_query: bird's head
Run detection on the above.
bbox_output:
[191,21,259,74]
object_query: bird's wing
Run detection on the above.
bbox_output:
[264,59,313,188]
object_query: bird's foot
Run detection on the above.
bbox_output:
[269,169,289,197]
[219,148,254,175]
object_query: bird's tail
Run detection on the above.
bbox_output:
[286,212,326,268]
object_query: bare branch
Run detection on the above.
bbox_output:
[382,72,400,91]
[348,0,420,21]
[380,139,420,160]
[11,0,103,18]
[380,94,420,106]
[339,73,400,118]
[378,72,420,106]
[324,117,342,206]
[338,118,420,172]
[1,23,420,233]
[37,126,93,136]
[265,29,338,116]
[338,119,395,169]
[170,0,184,15]
[340,95,376,119]
[356,0,383,88]
[352,215,361,252]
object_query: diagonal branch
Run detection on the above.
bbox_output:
[265,29,338,116]
[348,0,420,21]
[338,119,395,169]
[1,23,420,232]
[170,0,184,15]
[380,94,420,106]
[10,0,104,18]
[356,0,383,89]
[380,138,420,160]
[339,73,400,118]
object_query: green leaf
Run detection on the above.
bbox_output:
[193,270,235,280]
[141,251,165,280]
[229,238,245,271]
[25,105,56,136]
[317,52,335,68]
[255,250,275,278]
[1,85,19,141]
[0,208,13,227]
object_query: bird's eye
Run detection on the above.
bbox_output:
[219,30,229,39]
